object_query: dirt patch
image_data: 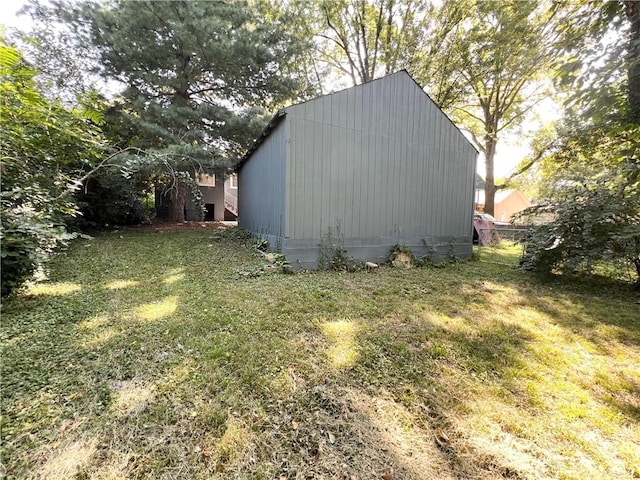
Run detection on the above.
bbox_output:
[134,221,235,233]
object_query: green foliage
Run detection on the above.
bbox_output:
[413,0,580,215]
[74,171,151,229]
[447,237,459,263]
[521,4,640,285]
[520,116,640,282]
[210,227,294,277]
[41,0,312,221]
[176,171,205,221]
[325,245,361,272]
[0,40,105,295]
[0,189,72,296]
[521,150,640,283]
[315,0,429,85]
[420,239,438,265]
[13,1,106,105]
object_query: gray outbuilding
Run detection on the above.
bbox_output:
[237,70,478,268]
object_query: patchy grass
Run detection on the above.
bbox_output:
[2,228,639,479]
[474,241,525,266]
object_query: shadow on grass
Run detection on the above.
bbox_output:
[2,230,639,479]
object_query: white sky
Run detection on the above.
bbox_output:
[3,0,30,30]
[2,0,556,179]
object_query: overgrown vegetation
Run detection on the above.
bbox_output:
[2,229,639,479]
[388,244,418,267]
[518,2,640,285]
[0,41,105,296]
[74,170,152,229]
[521,179,640,283]
[318,225,361,272]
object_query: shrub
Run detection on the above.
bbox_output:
[0,188,77,296]
[0,41,104,295]
[74,171,151,229]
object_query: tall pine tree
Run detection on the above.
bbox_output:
[46,0,308,221]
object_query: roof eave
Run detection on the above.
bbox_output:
[236,109,287,171]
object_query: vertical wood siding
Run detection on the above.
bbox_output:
[238,120,287,246]
[284,72,477,244]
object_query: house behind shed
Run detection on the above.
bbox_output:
[237,71,478,269]
[155,173,238,222]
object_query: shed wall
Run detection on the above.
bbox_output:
[238,120,287,248]
[283,72,477,267]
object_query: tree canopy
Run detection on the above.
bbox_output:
[520,1,640,284]
[38,0,312,221]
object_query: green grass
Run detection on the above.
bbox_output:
[2,228,639,479]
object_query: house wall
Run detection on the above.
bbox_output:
[282,71,477,268]
[189,183,225,221]
[238,120,287,248]
[474,189,531,223]
[495,191,530,223]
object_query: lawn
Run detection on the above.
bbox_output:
[2,227,639,480]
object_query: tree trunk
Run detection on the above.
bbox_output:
[627,1,640,122]
[633,257,640,290]
[484,134,497,216]
[168,180,187,222]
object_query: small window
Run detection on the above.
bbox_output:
[197,173,215,187]
[229,174,238,188]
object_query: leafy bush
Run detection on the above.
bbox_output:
[0,187,78,296]
[74,171,151,229]
[521,174,640,285]
[0,41,104,295]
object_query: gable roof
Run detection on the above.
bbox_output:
[237,70,477,170]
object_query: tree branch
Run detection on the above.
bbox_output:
[460,127,486,153]
[55,147,146,201]
[496,140,556,189]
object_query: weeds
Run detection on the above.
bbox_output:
[318,224,360,272]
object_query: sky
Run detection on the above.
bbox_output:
[2,0,557,181]
[4,0,30,31]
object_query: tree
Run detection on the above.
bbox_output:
[626,1,640,121]
[0,40,106,295]
[520,1,640,285]
[413,0,577,216]
[44,0,309,222]
[14,0,107,105]
[315,0,429,85]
